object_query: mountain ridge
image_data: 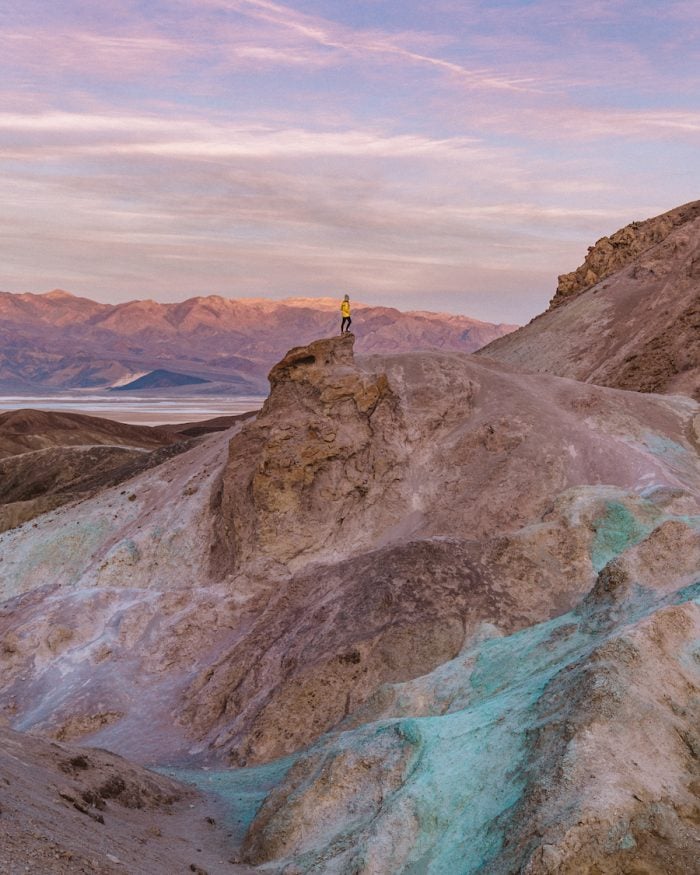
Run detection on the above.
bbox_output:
[479,200,700,399]
[0,289,517,394]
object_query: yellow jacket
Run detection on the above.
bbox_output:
[341,300,351,317]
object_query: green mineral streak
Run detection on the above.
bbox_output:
[591,500,700,573]
[639,432,699,480]
[3,518,112,599]
[641,433,688,460]
[161,754,297,845]
[385,616,589,874]
[591,501,652,571]
[158,582,700,873]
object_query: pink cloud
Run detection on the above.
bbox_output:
[0,28,190,80]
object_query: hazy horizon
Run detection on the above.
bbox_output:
[2,2,699,323]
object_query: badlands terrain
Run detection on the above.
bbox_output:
[0,203,699,873]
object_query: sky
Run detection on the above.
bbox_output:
[1,1,699,323]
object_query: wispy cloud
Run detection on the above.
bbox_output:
[0,1,698,321]
[193,0,541,90]
[1,28,189,79]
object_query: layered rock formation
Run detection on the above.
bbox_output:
[0,334,698,871]
[480,200,700,399]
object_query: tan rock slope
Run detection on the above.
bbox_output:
[0,335,699,871]
[480,200,700,399]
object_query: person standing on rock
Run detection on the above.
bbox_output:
[340,294,352,334]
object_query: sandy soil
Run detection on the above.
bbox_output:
[0,727,256,875]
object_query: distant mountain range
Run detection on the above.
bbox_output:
[0,291,517,394]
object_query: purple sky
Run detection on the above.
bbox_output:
[1,1,699,322]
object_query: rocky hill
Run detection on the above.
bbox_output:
[0,335,698,871]
[479,200,700,399]
[0,409,178,459]
[0,409,185,532]
[0,290,516,394]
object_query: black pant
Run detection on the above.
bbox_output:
[341,316,352,332]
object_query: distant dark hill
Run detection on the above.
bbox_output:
[112,369,211,391]
[0,408,178,459]
[0,409,185,532]
[161,410,259,438]
[0,291,517,394]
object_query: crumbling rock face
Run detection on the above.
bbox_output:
[551,199,700,309]
[211,333,409,574]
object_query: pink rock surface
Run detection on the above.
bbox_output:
[1,336,697,769]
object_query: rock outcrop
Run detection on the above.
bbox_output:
[480,200,700,399]
[551,200,700,309]
[211,334,408,575]
[1,336,699,872]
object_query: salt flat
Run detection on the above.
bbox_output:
[0,394,265,426]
